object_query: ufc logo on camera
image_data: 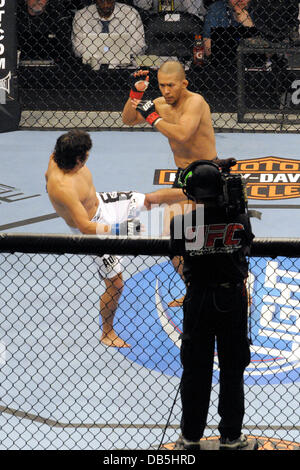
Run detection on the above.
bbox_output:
[185,223,244,255]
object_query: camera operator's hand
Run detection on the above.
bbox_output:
[129,69,149,100]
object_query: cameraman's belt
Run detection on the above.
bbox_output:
[196,282,243,288]
[210,282,242,288]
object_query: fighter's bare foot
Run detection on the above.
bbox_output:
[168,296,185,308]
[101,332,130,348]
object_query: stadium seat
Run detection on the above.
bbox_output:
[143,12,203,60]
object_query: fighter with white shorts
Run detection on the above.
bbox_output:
[70,190,146,279]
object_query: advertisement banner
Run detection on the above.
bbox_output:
[0,0,21,132]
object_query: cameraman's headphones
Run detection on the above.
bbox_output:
[178,160,222,202]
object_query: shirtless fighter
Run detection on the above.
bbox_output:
[122,61,236,305]
[122,60,217,172]
[45,130,186,347]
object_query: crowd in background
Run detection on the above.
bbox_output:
[17,1,299,65]
[17,0,208,63]
[15,0,300,114]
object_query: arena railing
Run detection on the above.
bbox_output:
[0,233,299,450]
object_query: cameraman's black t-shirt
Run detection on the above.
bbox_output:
[170,207,254,285]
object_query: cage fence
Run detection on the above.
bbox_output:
[0,234,299,450]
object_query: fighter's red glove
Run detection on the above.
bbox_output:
[136,100,162,127]
[129,69,149,100]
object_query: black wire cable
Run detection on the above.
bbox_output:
[158,258,184,449]
[158,380,181,450]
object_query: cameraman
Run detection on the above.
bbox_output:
[170,160,254,450]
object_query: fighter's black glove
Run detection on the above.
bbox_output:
[129,69,149,100]
[136,100,162,127]
[111,218,141,236]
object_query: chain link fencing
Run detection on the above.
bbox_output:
[16,0,300,132]
[0,234,299,450]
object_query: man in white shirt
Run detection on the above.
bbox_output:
[72,0,146,69]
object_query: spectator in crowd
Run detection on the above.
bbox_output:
[133,0,206,18]
[17,0,72,61]
[203,0,255,57]
[72,0,146,69]
[25,0,48,15]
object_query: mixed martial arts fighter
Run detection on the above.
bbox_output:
[45,129,186,348]
[122,60,236,306]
